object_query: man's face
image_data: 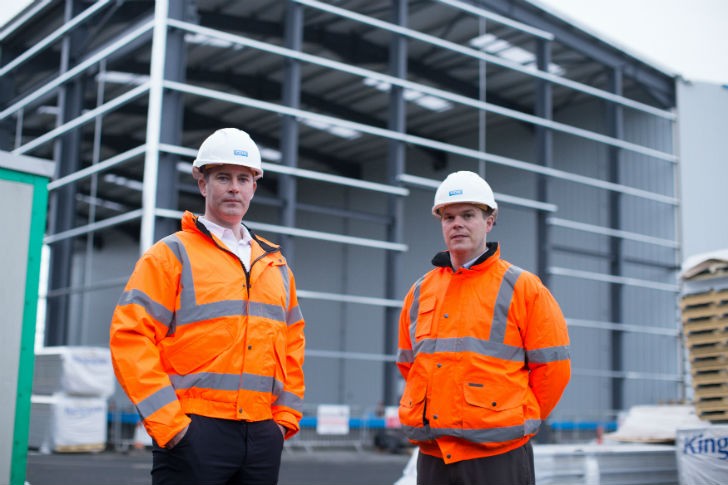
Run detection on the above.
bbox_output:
[198,164,257,228]
[440,203,494,262]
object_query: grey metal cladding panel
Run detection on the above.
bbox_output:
[622,240,677,267]
[623,109,675,154]
[491,207,539,273]
[549,179,609,223]
[551,274,609,321]
[342,360,386,408]
[567,327,612,370]
[622,285,679,329]
[551,225,609,255]
[622,332,679,374]
[554,375,611,419]
[620,193,677,240]
[619,151,676,197]
[623,380,681,409]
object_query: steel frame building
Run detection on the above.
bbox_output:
[1,0,681,424]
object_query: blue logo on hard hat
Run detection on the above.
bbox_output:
[448,189,463,196]
[233,149,249,158]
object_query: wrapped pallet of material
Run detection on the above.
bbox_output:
[606,404,709,443]
[676,426,728,485]
[681,250,728,423]
[33,346,114,398]
[29,394,107,453]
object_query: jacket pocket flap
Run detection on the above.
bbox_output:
[463,381,523,411]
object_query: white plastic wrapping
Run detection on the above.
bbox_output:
[33,346,114,397]
[606,404,708,443]
[29,394,108,453]
[676,426,728,485]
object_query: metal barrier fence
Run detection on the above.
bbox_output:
[106,400,621,453]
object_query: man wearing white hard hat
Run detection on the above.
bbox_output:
[396,171,570,485]
[110,128,306,485]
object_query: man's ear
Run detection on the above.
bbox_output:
[198,176,207,197]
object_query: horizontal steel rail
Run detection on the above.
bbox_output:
[167,19,675,163]
[549,266,679,292]
[154,208,408,251]
[166,79,677,205]
[399,173,558,212]
[548,217,678,248]
[294,0,676,122]
[161,144,409,196]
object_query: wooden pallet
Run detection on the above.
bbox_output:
[686,333,728,349]
[696,400,728,415]
[691,368,728,386]
[683,318,728,334]
[689,345,728,359]
[682,306,728,322]
[53,442,105,453]
[694,383,728,400]
[696,405,728,423]
[681,289,728,335]
[692,359,728,372]
[681,288,728,308]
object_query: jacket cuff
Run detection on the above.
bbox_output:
[273,411,301,439]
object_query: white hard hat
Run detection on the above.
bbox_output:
[432,170,497,216]
[193,128,263,179]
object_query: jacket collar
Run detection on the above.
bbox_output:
[432,241,499,270]
[182,210,280,255]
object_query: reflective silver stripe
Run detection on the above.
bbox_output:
[249,301,286,323]
[278,265,290,310]
[242,373,277,393]
[177,300,244,324]
[490,265,522,343]
[408,276,426,345]
[527,345,570,364]
[414,336,525,362]
[397,348,414,364]
[170,372,240,391]
[170,372,278,394]
[164,234,295,327]
[287,305,303,325]
[274,390,304,411]
[136,385,178,419]
[162,236,196,309]
[117,288,174,326]
[163,235,195,334]
[402,418,541,444]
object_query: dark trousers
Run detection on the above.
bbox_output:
[416,441,535,485]
[152,415,284,485]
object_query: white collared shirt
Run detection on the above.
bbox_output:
[463,246,490,269]
[198,216,252,271]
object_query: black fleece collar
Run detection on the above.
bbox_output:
[431,242,499,269]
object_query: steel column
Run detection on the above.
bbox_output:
[46,0,87,346]
[383,0,407,406]
[280,0,303,265]
[535,38,553,282]
[607,68,625,411]
[154,0,192,240]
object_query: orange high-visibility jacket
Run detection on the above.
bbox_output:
[397,243,570,464]
[110,211,305,447]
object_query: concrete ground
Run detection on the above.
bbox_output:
[25,448,412,485]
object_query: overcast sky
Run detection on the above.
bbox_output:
[1,0,726,84]
[536,0,728,84]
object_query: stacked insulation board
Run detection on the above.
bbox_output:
[29,347,114,453]
[681,252,728,423]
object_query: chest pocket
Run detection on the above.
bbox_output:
[414,295,436,340]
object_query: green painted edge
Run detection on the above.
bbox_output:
[0,167,49,485]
